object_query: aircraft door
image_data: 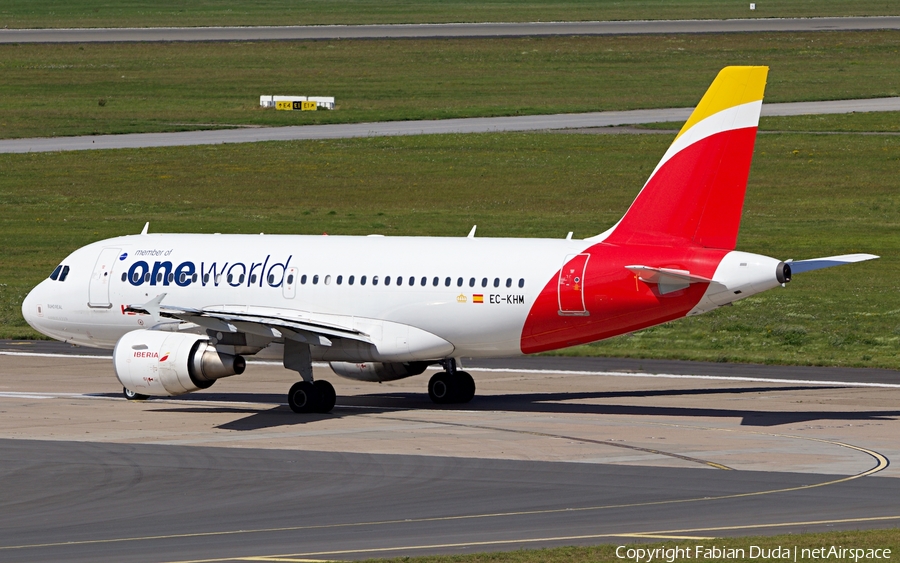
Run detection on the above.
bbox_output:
[88,247,121,308]
[283,267,298,299]
[558,253,589,316]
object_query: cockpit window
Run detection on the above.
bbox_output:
[49,265,62,281]
[58,266,70,282]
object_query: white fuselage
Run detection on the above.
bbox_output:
[22,232,594,358]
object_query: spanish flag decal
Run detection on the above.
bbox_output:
[473,294,484,303]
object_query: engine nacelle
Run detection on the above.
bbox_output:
[329,361,429,382]
[114,329,246,397]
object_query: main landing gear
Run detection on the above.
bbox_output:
[287,380,337,414]
[428,359,475,405]
[283,338,336,414]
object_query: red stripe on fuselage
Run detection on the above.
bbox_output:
[520,244,727,354]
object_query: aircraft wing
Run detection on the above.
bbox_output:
[788,253,879,275]
[125,299,371,347]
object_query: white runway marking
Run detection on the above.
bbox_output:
[4,350,899,388]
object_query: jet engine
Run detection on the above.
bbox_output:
[114,329,245,397]
[329,361,430,382]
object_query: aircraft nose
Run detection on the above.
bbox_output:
[21,281,47,333]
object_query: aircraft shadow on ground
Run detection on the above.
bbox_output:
[134,385,900,430]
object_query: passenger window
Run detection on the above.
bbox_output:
[287,274,294,284]
[300,274,307,284]
[506,278,512,288]
[134,271,143,283]
[433,277,439,287]
[349,275,355,285]
[518,278,525,288]
[250,274,257,284]
[410,276,416,286]
[361,275,367,285]
[168,273,174,283]
[50,265,62,281]
[457,277,463,287]
[239,274,245,284]
[179,273,187,284]
[268,274,274,284]
[469,277,475,287]
[493,278,500,288]
[385,276,391,285]
[336,275,342,285]
[144,272,150,283]
[421,277,427,287]
[373,276,379,286]
[445,277,451,287]
[204,273,210,284]
[397,277,403,286]
[192,274,198,283]
[229,274,235,284]
[324,275,332,285]
[158,273,164,283]
[313,275,319,285]
[481,277,488,288]
[121,273,127,282]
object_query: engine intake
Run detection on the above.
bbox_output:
[114,329,245,397]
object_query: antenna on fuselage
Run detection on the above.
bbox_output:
[140,222,149,235]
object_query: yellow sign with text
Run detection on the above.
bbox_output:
[301,101,317,111]
[275,101,293,111]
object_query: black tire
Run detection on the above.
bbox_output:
[288,381,321,413]
[456,371,476,403]
[123,387,149,401]
[428,372,455,404]
[313,380,336,413]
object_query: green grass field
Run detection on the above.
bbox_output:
[2,119,898,368]
[1,31,899,139]
[356,528,900,563]
[1,0,898,29]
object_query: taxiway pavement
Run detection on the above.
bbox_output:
[2,17,900,43]
[0,346,898,561]
[1,97,898,154]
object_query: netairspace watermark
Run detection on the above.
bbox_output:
[616,545,892,563]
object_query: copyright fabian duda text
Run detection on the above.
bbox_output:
[616,545,892,563]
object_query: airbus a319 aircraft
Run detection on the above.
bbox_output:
[22,66,877,414]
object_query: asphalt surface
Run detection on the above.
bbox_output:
[2,17,900,43]
[0,439,897,563]
[1,97,898,154]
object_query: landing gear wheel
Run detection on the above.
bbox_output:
[288,381,321,413]
[313,380,336,414]
[456,371,476,403]
[428,372,454,404]
[123,387,148,401]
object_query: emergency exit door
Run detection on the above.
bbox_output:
[558,253,589,316]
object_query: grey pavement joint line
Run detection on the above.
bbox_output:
[381,415,734,469]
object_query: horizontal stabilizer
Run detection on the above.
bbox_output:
[626,265,721,295]
[788,253,879,275]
